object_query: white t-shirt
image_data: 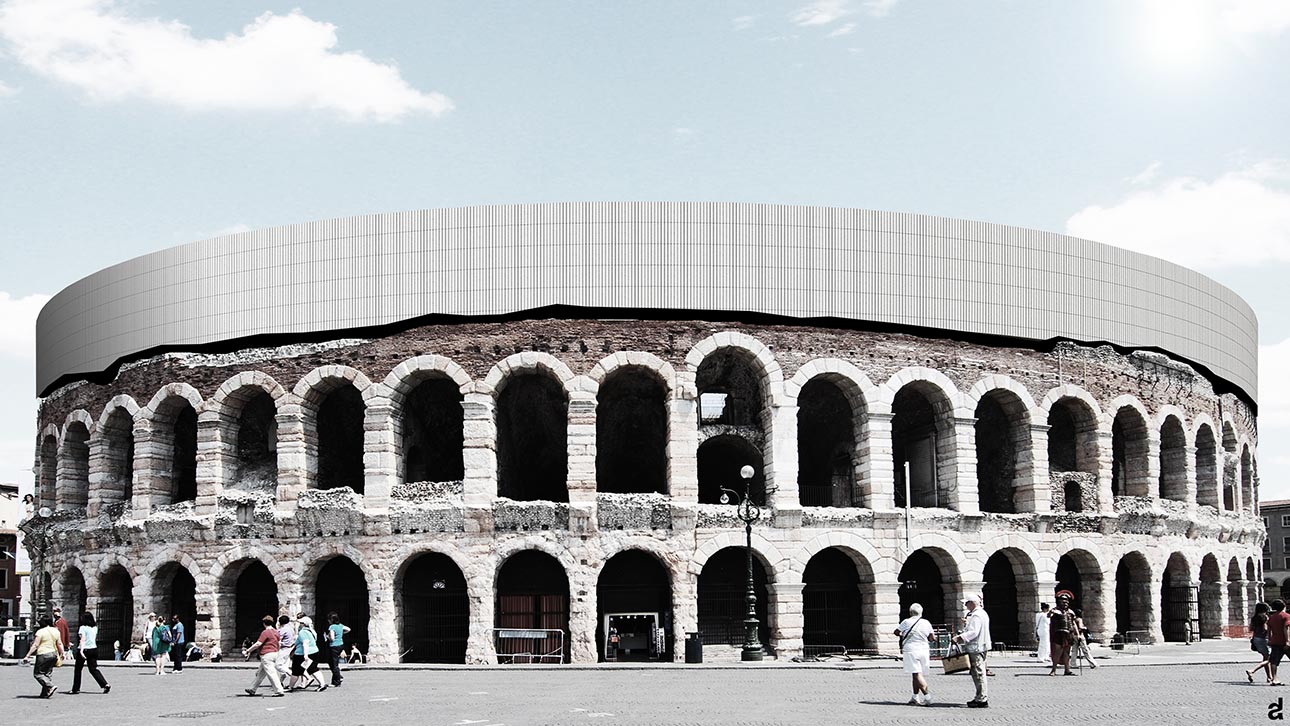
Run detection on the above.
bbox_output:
[897,616,933,649]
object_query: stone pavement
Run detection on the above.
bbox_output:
[0,641,1277,725]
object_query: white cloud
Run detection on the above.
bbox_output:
[0,292,50,361]
[1064,161,1290,269]
[0,0,453,122]
[0,79,16,97]
[1125,161,1162,186]
[863,0,901,17]
[827,22,857,38]
[790,1,851,27]
[673,127,696,137]
[1262,339,1290,428]
[211,223,252,237]
[1218,0,1290,42]
[732,15,757,31]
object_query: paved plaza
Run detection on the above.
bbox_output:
[0,643,1276,725]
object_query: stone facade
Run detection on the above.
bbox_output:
[23,319,1264,664]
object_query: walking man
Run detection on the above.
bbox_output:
[1268,599,1290,686]
[276,615,296,681]
[243,616,286,697]
[169,614,186,673]
[325,612,351,687]
[953,593,992,709]
[1034,603,1051,665]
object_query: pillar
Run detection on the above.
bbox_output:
[865,412,895,509]
[566,390,597,532]
[872,581,902,655]
[362,395,396,514]
[770,581,803,660]
[948,417,977,513]
[275,401,307,513]
[1018,424,1052,513]
[461,392,496,533]
[195,408,222,517]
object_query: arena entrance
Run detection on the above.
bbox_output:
[1055,549,1105,640]
[154,563,197,646]
[898,549,955,628]
[314,556,370,652]
[400,552,469,664]
[1199,555,1223,639]
[1116,552,1153,643]
[1161,553,1198,643]
[802,548,865,656]
[97,566,133,653]
[60,568,88,635]
[233,560,279,650]
[597,550,673,662]
[495,551,570,663]
[698,547,770,650]
[797,379,858,508]
[982,550,1039,649]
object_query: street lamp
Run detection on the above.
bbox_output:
[719,464,763,662]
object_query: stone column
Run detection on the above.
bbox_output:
[195,408,222,518]
[865,412,895,509]
[466,570,496,665]
[1200,579,1225,638]
[1018,424,1052,513]
[362,395,396,518]
[275,401,308,513]
[1145,427,1162,499]
[131,417,160,516]
[1183,444,1198,506]
[87,436,108,519]
[1144,574,1163,644]
[365,569,397,664]
[568,571,598,664]
[1228,579,1248,630]
[1096,431,1115,512]
[768,404,801,529]
[668,396,699,531]
[1032,577,1059,646]
[461,393,496,535]
[671,568,699,660]
[769,581,803,660]
[872,582,902,655]
[950,417,978,514]
[566,391,597,533]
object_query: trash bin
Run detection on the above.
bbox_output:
[1110,633,1124,651]
[12,632,32,659]
[684,632,702,664]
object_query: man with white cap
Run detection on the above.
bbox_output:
[953,592,992,708]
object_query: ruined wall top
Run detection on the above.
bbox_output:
[36,203,1258,401]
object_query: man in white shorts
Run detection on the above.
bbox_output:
[894,602,934,706]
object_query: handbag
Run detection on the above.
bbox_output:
[942,643,970,675]
[899,617,922,653]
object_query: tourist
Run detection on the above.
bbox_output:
[1071,608,1098,670]
[276,615,296,680]
[52,607,70,652]
[210,641,223,663]
[22,614,66,698]
[1247,602,1272,684]
[1048,591,1076,676]
[290,615,325,691]
[894,602,934,706]
[1268,599,1290,686]
[242,616,286,697]
[1034,603,1051,665]
[150,612,171,675]
[345,644,366,665]
[22,493,35,518]
[143,612,158,660]
[169,614,187,672]
[325,612,350,687]
[952,593,992,708]
[71,611,111,694]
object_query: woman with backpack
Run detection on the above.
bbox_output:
[151,612,172,675]
[894,602,935,706]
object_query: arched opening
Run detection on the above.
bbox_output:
[100,407,135,505]
[151,397,198,504]
[975,390,1028,513]
[38,434,57,510]
[698,547,770,650]
[596,368,667,494]
[496,550,570,663]
[898,549,959,627]
[399,552,468,664]
[1056,549,1105,640]
[596,550,673,662]
[797,379,858,507]
[234,392,278,488]
[1111,406,1150,498]
[315,385,366,493]
[1047,397,1099,512]
[1227,558,1244,629]
[60,568,88,635]
[1222,423,1238,511]
[1241,446,1254,514]
[1195,424,1218,509]
[314,556,370,653]
[1063,480,1083,512]
[1199,555,1223,639]
[153,563,197,647]
[96,566,133,655]
[232,561,278,652]
[802,548,868,655]
[497,373,568,502]
[983,550,1038,648]
[1115,552,1153,641]
[1159,416,1187,502]
[1161,553,1196,642]
[892,383,955,509]
[698,435,766,505]
[400,379,464,485]
[59,421,90,509]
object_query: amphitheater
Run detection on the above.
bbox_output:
[24,203,1264,664]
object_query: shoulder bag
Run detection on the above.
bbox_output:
[898,617,922,653]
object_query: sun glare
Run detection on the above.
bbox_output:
[1140,0,1220,70]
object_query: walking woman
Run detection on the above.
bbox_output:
[289,616,326,691]
[22,615,65,698]
[150,612,171,675]
[1248,602,1273,684]
[1070,609,1098,670]
[894,602,935,706]
[71,611,111,694]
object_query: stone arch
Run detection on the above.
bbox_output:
[691,531,786,577]
[36,424,60,511]
[792,362,871,508]
[92,396,140,513]
[1115,550,1154,642]
[1161,552,1195,642]
[494,546,573,663]
[1222,419,1240,511]
[57,410,94,510]
[596,364,670,495]
[293,366,373,494]
[395,545,472,663]
[1158,409,1189,503]
[696,545,774,652]
[1054,544,1107,641]
[683,331,785,404]
[1109,396,1152,498]
[481,352,577,396]
[56,566,89,634]
[150,559,199,647]
[1241,444,1255,515]
[1199,554,1224,639]
[207,371,288,491]
[1040,385,1103,508]
[1192,417,1220,509]
[883,369,963,510]
[588,351,678,394]
[967,378,1035,514]
[492,362,570,502]
[214,556,281,652]
[980,546,1040,648]
[798,539,879,656]
[142,383,204,506]
[897,544,964,627]
[383,355,472,486]
[595,548,676,661]
[95,562,135,655]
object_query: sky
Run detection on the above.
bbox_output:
[0,0,1288,497]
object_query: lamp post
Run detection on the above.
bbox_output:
[720,464,763,662]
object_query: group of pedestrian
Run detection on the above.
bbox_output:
[243,611,351,697]
[20,606,112,699]
[894,592,993,708]
[1246,599,1289,685]
[143,612,189,674]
